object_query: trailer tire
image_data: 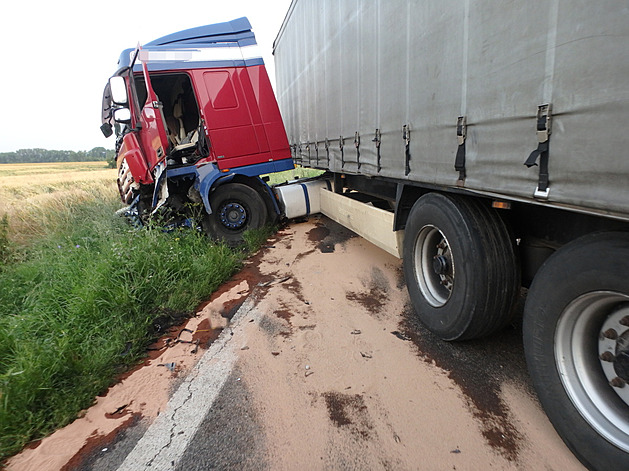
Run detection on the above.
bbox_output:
[402,193,519,340]
[523,232,629,471]
[203,183,268,246]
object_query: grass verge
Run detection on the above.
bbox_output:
[0,195,271,461]
[264,166,324,186]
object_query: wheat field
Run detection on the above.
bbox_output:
[0,162,119,244]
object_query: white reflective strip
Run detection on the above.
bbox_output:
[140,44,262,64]
[239,44,262,61]
[141,50,194,61]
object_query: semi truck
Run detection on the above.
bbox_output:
[100,18,325,246]
[273,1,629,470]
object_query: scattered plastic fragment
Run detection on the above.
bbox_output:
[258,275,292,287]
[391,330,411,341]
[176,328,194,344]
[158,362,176,372]
[111,403,129,415]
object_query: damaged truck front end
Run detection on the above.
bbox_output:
[100,17,298,245]
[101,46,180,222]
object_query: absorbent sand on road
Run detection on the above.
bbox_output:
[7,216,585,471]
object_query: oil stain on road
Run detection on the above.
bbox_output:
[399,298,531,462]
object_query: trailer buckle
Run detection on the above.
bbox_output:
[403,125,411,176]
[524,104,552,199]
[454,116,467,184]
[456,116,467,146]
[536,103,552,144]
[534,186,550,199]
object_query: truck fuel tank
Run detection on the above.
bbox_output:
[274,178,330,219]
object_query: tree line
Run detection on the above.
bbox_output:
[0,147,116,165]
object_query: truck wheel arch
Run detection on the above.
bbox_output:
[393,183,425,232]
[207,175,279,222]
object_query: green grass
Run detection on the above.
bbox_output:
[0,195,273,461]
[264,166,325,186]
[0,215,10,266]
[0,164,319,460]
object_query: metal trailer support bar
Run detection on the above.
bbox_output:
[319,188,404,259]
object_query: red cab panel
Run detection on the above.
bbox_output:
[245,65,291,159]
[193,69,263,169]
[118,133,151,184]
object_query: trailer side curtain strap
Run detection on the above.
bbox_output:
[524,104,552,196]
[340,136,345,169]
[524,140,550,191]
[354,132,361,170]
[454,116,467,183]
[403,125,411,176]
[373,128,382,173]
[299,183,311,216]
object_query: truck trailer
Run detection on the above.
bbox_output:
[273,1,629,469]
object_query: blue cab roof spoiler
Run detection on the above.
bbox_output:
[145,17,253,46]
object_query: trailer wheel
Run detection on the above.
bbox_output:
[402,193,519,340]
[203,183,268,246]
[523,232,629,471]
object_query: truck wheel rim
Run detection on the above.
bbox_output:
[413,225,455,307]
[555,291,629,452]
[219,202,247,230]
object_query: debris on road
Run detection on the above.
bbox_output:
[158,362,176,372]
[391,330,411,341]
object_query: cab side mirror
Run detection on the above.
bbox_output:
[109,76,128,106]
[113,108,131,124]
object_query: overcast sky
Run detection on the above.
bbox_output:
[0,0,293,153]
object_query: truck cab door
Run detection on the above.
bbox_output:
[136,48,170,172]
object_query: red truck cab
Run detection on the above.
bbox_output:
[101,17,294,244]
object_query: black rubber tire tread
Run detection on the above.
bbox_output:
[523,232,629,471]
[202,183,268,246]
[402,192,520,341]
[458,196,520,339]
